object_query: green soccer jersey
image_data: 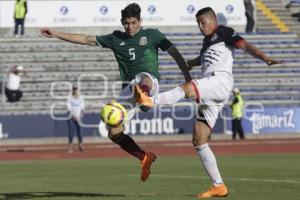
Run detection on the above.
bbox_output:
[96,28,173,82]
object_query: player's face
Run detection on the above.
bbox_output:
[73,90,80,96]
[196,14,217,36]
[122,17,142,36]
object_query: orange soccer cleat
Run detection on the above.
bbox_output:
[133,84,154,108]
[197,184,228,198]
[140,152,157,182]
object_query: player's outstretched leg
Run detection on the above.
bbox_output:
[134,84,154,108]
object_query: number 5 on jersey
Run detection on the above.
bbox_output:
[129,48,135,60]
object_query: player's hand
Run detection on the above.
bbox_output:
[40,28,55,38]
[186,60,194,71]
[266,59,282,66]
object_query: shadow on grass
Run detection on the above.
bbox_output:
[0,192,125,199]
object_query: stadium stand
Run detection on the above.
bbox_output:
[258,0,300,34]
[0,31,299,115]
[0,0,299,115]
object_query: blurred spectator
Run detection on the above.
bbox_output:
[285,0,300,8]
[244,0,255,32]
[291,12,300,22]
[14,0,27,37]
[285,1,292,9]
[285,0,300,21]
[5,65,24,102]
[230,88,245,140]
[67,86,85,153]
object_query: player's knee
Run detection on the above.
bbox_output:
[180,82,196,99]
[192,134,208,147]
[192,137,200,147]
[108,131,123,143]
[140,74,153,87]
[108,126,124,142]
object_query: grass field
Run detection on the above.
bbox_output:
[0,154,300,200]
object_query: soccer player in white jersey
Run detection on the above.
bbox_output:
[135,7,281,198]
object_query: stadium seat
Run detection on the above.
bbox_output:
[0,32,299,114]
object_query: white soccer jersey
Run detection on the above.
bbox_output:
[200,26,244,76]
[191,26,244,128]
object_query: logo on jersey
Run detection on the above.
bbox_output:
[139,37,147,45]
[119,42,125,46]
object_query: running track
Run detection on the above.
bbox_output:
[1,138,300,161]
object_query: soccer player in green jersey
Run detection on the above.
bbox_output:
[41,3,191,182]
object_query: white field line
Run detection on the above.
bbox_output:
[112,174,300,184]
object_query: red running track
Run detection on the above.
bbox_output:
[0,138,300,161]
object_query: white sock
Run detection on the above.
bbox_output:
[195,143,223,186]
[153,87,185,105]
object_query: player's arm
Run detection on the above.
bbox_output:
[40,28,97,46]
[186,56,201,70]
[236,40,282,66]
[167,47,192,82]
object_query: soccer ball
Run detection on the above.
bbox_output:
[100,101,127,127]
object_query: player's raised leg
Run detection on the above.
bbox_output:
[134,73,158,110]
[135,80,196,107]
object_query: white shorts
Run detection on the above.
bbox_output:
[117,72,159,122]
[191,72,233,129]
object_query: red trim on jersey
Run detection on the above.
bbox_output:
[234,38,245,48]
[208,123,213,131]
[191,80,200,104]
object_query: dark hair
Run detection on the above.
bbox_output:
[195,7,216,18]
[72,86,78,95]
[121,3,141,20]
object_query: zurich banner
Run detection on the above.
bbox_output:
[0,0,246,27]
